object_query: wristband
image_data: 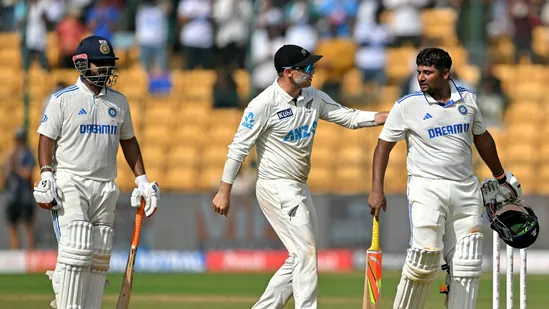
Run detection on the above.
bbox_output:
[494,170,507,185]
[40,165,54,173]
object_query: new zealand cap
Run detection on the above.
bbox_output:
[274,44,322,73]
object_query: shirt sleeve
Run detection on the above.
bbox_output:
[227,99,270,162]
[120,102,136,140]
[318,91,377,128]
[37,95,63,140]
[379,102,408,142]
[471,93,487,135]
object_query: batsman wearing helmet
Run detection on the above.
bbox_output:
[368,47,523,309]
[33,35,160,309]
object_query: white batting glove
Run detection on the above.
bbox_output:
[495,171,522,203]
[480,179,499,205]
[33,171,60,210]
[130,174,159,217]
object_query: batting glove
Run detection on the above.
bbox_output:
[33,171,60,210]
[495,171,522,203]
[480,179,499,205]
[131,174,160,217]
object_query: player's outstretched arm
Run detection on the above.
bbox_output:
[369,139,396,216]
[318,91,388,128]
[120,137,159,217]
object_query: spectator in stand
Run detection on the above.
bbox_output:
[354,1,391,91]
[315,0,358,38]
[508,0,541,64]
[56,7,87,68]
[213,66,240,109]
[136,0,171,73]
[16,0,50,71]
[477,62,508,128]
[284,0,319,53]
[86,0,119,42]
[3,128,36,250]
[384,0,428,47]
[178,0,214,70]
[1,0,16,32]
[213,0,252,70]
[250,3,285,96]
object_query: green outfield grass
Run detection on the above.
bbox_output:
[0,271,546,308]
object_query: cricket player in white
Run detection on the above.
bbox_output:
[368,48,522,309]
[211,44,388,309]
[32,35,160,309]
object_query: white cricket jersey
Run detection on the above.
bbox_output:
[38,78,135,181]
[228,79,377,183]
[379,79,487,181]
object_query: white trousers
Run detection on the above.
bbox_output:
[407,175,483,260]
[252,179,319,309]
[51,171,119,240]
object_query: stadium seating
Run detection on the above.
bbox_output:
[2,7,549,197]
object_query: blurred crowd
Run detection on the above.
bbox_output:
[0,0,547,121]
[1,0,548,249]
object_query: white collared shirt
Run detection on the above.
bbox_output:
[379,80,486,181]
[38,78,135,181]
[227,79,377,183]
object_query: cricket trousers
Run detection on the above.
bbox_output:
[51,171,119,239]
[252,179,319,309]
[406,175,483,261]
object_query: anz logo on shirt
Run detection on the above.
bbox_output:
[428,123,470,139]
[283,121,317,142]
[241,112,254,129]
[80,124,117,135]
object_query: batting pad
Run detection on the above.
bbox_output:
[56,221,93,309]
[393,247,441,309]
[445,233,483,309]
[84,225,114,309]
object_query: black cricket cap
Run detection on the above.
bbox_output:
[274,44,322,73]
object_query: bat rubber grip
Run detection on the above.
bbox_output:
[131,199,145,248]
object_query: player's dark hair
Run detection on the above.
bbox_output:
[416,48,452,72]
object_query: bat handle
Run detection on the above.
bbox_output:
[370,216,380,251]
[131,198,146,248]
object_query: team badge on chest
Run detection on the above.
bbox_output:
[458,105,467,115]
[108,107,117,117]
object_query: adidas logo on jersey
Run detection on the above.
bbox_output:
[78,108,87,115]
[423,113,433,120]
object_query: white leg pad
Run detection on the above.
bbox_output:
[446,233,483,309]
[55,221,93,309]
[83,225,114,309]
[394,248,441,309]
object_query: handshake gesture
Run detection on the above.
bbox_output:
[481,171,522,206]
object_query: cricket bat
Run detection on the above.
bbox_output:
[362,215,382,309]
[116,198,145,309]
